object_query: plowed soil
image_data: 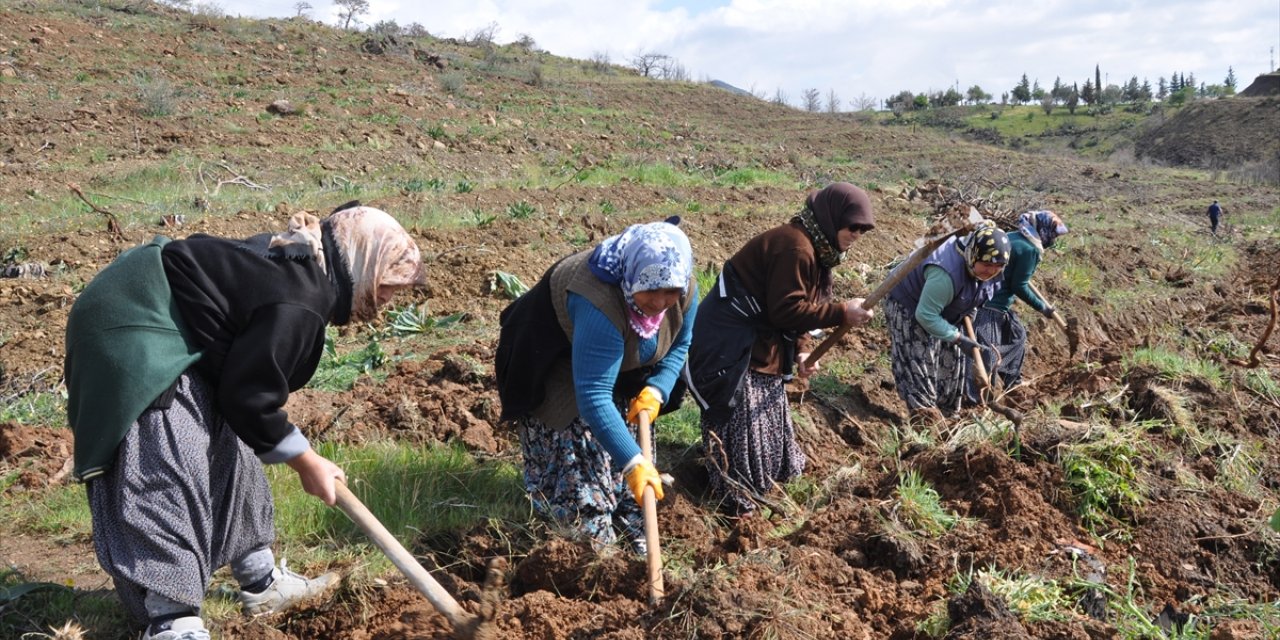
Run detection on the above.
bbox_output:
[2,4,1278,639]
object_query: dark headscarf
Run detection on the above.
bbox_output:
[793,182,875,298]
[805,182,875,246]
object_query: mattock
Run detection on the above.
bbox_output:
[335,481,503,639]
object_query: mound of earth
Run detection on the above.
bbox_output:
[1238,71,1280,97]
[1135,94,1280,169]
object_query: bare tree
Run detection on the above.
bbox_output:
[466,21,500,46]
[292,1,311,17]
[334,0,369,29]
[770,87,789,107]
[661,59,690,81]
[588,51,612,74]
[630,52,670,78]
[801,88,821,112]
[851,93,877,111]
[825,89,841,113]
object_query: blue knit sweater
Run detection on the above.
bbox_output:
[567,291,697,464]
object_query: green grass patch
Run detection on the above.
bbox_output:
[3,483,92,544]
[0,388,67,428]
[268,441,529,552]
[656,403,702,449]
[1125,346,1225,388]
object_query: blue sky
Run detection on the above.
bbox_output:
[213,0,1279,108]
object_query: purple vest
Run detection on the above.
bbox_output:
[888,237,999,324]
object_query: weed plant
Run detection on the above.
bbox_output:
[893,470,962,537]
[0,568,128,640]
[1060,424,1146,535]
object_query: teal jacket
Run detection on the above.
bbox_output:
[64,237,203,481]
[985,233,1049,313]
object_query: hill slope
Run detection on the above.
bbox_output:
[1,3,1279,640]
[1135,94,1280,171]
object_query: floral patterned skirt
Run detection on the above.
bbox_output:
[517,415,652,553]
[701,370,806,516]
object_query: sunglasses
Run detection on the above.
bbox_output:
[847,224,874,234]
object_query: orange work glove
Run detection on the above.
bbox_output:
[623,458,665,504]
[626,386,663,425]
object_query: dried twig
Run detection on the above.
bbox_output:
[67,182,123,238]
[211,161,270,196]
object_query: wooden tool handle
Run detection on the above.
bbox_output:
[636,410,664,604]
[809,228,965,363]
[1027,282,1068,328]
[963,316,992,391]
[335,481,474,630]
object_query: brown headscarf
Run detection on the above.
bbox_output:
[805,182,876,246]
[325,206,426,322]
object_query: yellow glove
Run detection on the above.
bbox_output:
[623,458,665,504]
[626,386,662,425]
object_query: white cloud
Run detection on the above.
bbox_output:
[216,0,1279,105]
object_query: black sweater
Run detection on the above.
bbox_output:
[161,232,340,457]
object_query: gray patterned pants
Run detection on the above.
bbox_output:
[86,372,275,622]
[885,297,965,414]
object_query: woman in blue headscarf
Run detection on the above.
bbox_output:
[966,211,1068,401]
[494,219,697,552]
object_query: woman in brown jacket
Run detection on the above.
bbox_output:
[684,183,875,517]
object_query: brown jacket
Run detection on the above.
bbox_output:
[726,223,846,375]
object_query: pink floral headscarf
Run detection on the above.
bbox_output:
[326,206,426,322]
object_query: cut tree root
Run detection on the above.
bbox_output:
[1229,273,1280,369]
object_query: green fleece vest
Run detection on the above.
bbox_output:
[531,249,690,429]
[65,236,204,481]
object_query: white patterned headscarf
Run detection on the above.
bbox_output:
[587,220,692,338]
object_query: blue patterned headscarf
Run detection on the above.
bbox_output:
[1018,210,1069,253]
[588,219,693,337]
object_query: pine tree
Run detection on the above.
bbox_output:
[1225,66,1237,89]
[1012,73,1032,103]
[1095,65,1102,98]
[1081,79,1095,105]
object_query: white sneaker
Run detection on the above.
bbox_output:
[141,616,210,640]
[239,560,339,616]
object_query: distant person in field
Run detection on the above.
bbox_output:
[885,220,1010,424]
[64,203,427,640]
[684,183,876,518]
[1207,200,1223,235]
[964,211,1069,403]
[495,219,696,553]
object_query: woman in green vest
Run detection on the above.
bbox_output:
[64,204,425,640]
[495,219,696,552]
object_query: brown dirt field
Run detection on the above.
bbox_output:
[2,4,1279,640]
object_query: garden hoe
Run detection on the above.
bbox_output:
[1028,282,1080,357]
[335,481,500,640]
[809,205,982,362]
[636,409,665,605]
[963,316,1025,455]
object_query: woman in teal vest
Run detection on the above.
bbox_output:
[966,211,1068,402]
[495,219,696,552]
[885,221,1010,422]
[64,204,425,640]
